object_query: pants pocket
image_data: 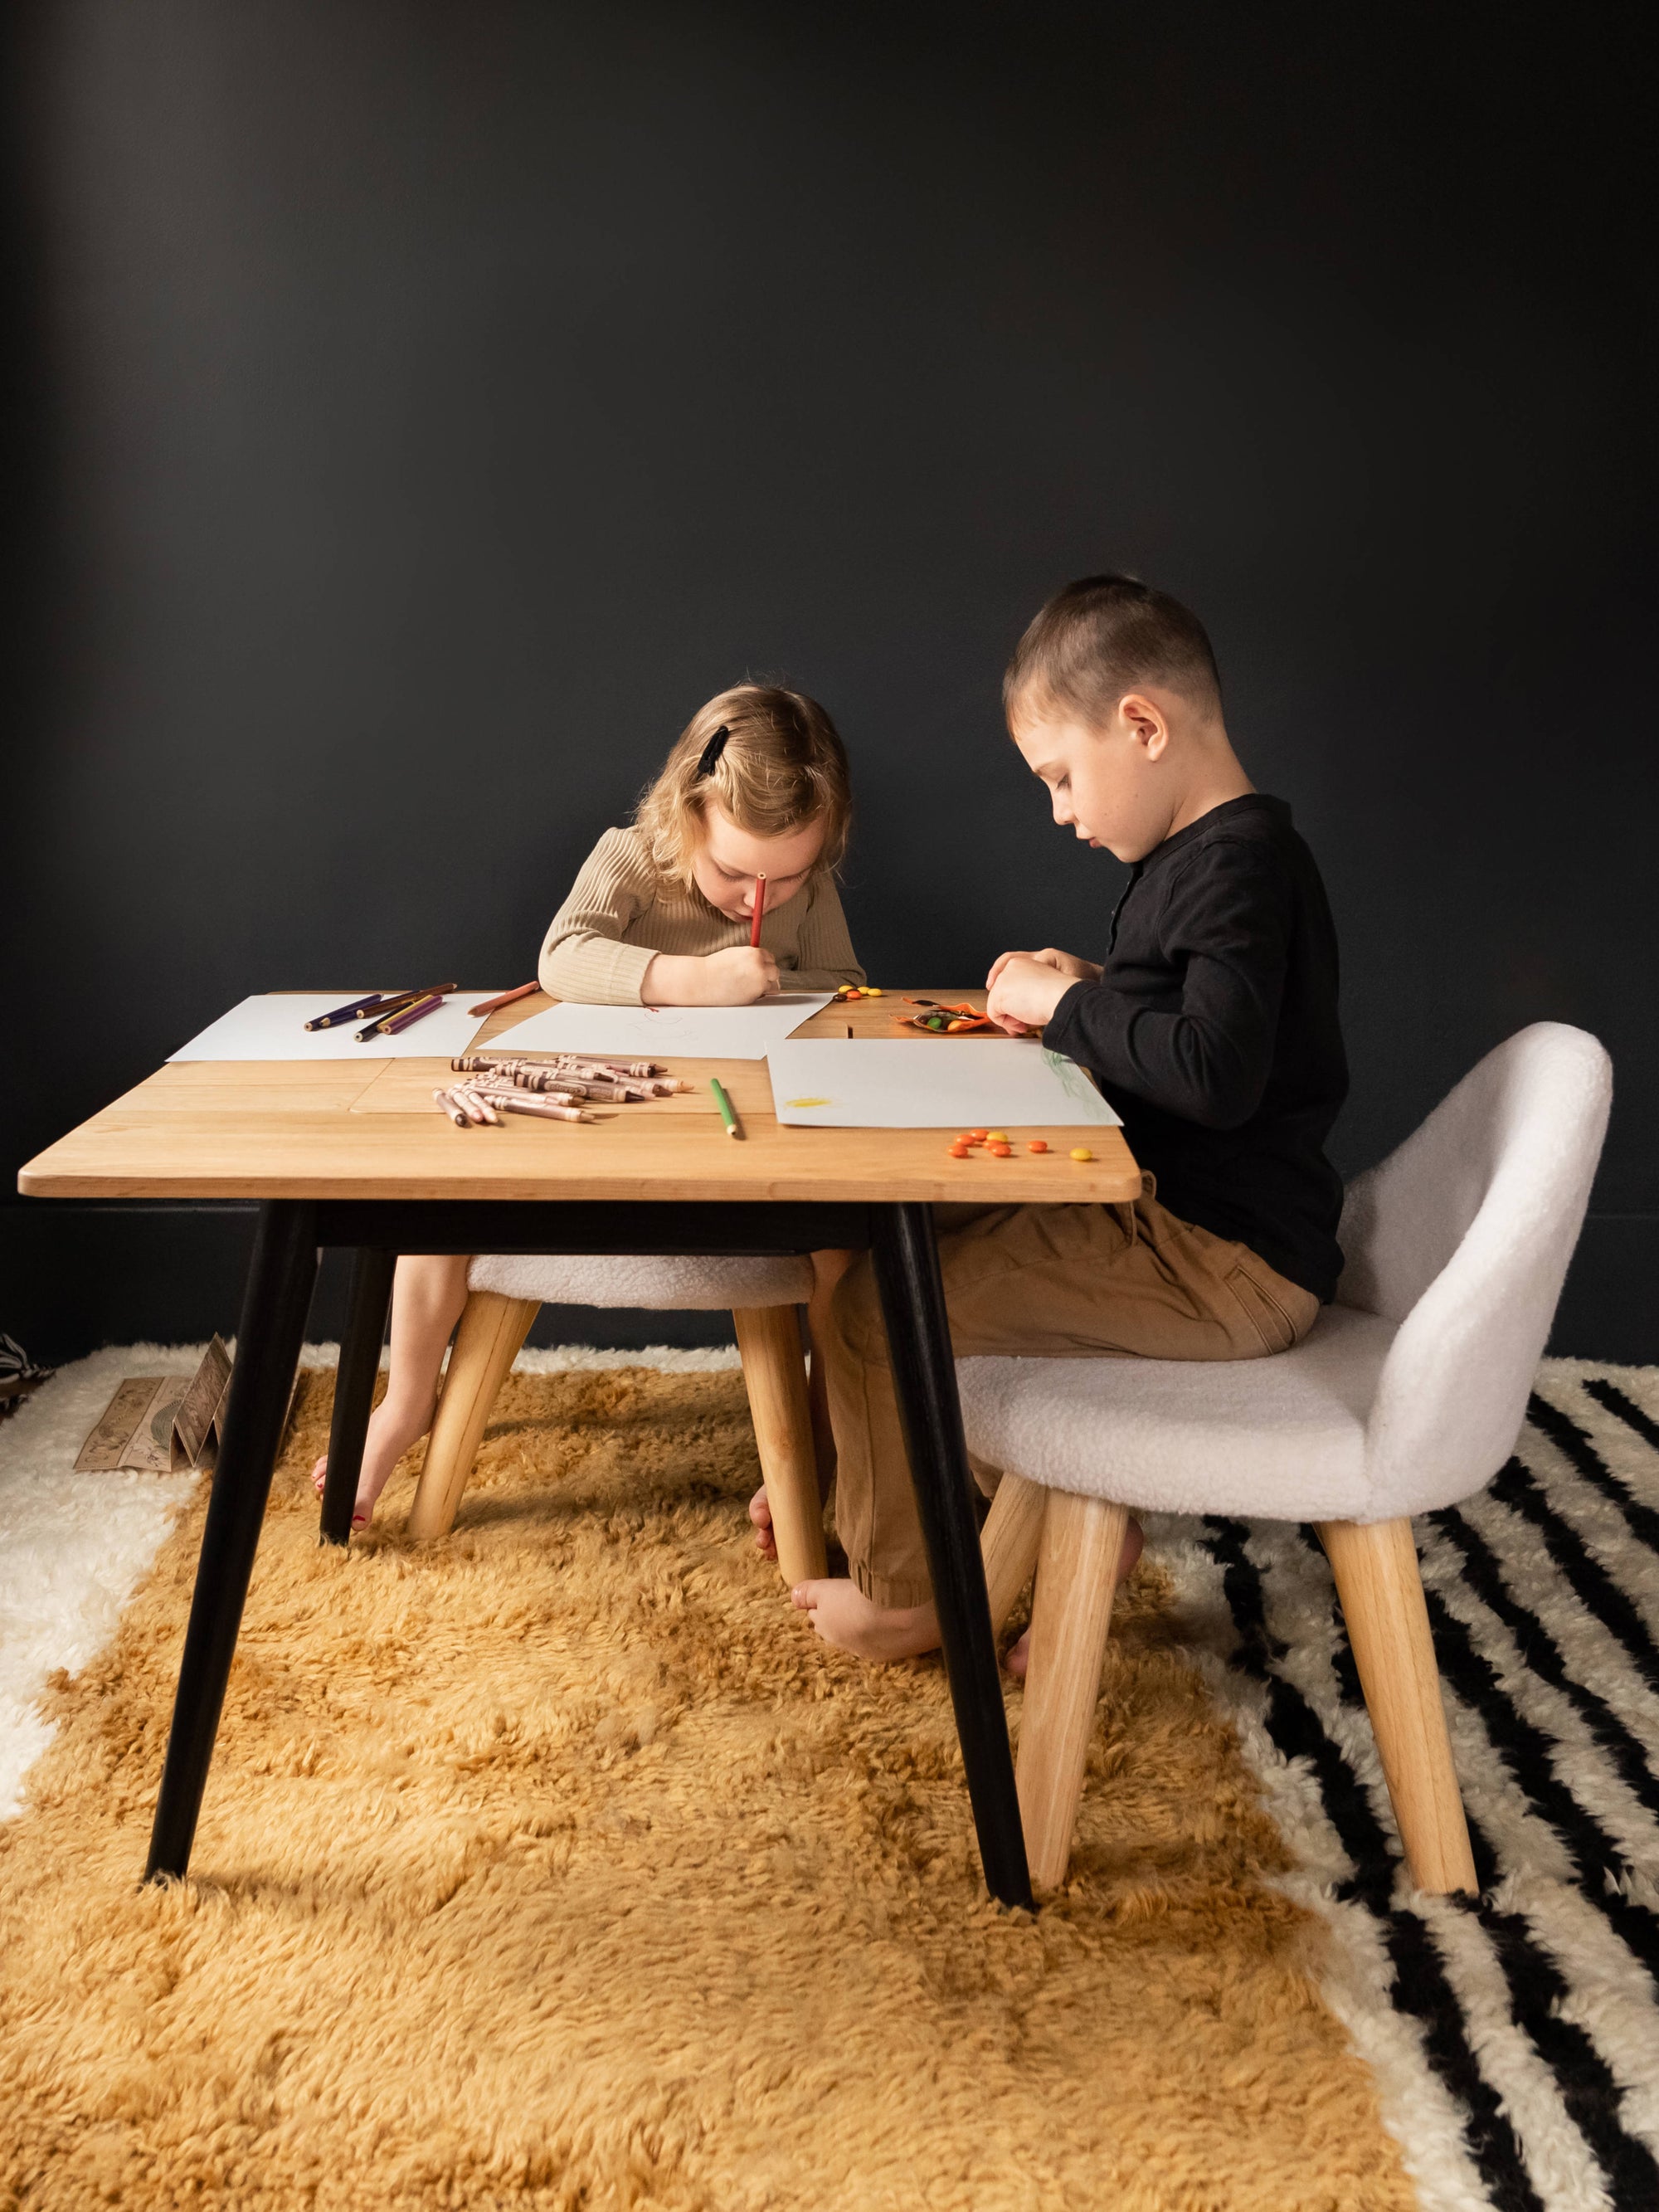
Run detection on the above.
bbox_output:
[1225,1259,1301,1355]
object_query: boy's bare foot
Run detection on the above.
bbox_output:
[1003,1516,1146,1677]
[309,1391,437,1532]
[749,1483,777,1562]
[791,1577,939,1661]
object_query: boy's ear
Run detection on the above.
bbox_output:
[1118,690,1170,761]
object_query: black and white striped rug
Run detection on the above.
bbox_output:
[1141,1358,1659,2212]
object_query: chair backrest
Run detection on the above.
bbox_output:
[1337,1023,1611,1516]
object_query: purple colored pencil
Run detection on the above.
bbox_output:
[305,991,398,1031]
[382,992,449,1036]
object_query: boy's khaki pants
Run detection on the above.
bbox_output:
[822,1183,1321,1608]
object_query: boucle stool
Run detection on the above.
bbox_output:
[406,1253,824,1581]
[957,1022,1612,1894]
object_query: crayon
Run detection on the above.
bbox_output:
[750,873,766,949]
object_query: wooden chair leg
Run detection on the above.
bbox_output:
[1016,1490,1130,1891]
[1317,1517,1478,1896]
[732,1304,826,1585]
[406,1292,539,1539]
[804,1247,858,1492]
[980,1470,1048,1635]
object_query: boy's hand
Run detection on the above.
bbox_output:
[985,947,1102,989]
[985,953,1088,1035]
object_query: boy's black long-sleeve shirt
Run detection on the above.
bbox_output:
[1044,793,1347,1302]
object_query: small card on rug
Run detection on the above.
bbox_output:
[75,1336,235,1474]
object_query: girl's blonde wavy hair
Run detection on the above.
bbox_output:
[635,685,852,888]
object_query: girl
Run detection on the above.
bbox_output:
[313,683,864,1530]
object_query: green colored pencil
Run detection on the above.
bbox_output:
[709,1077,743,1140]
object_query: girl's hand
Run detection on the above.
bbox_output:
[641,948,778,1005]
[985,954,1082,1035]
[985,947,1102,990]
[702,947,779,1002]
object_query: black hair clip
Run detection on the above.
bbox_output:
[694,724,730,779]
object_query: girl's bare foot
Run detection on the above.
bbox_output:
[309,1391,437,1532]
[791,1577,939,1660]
[749,1484,777,1561]
[1003,1516,1146,1677]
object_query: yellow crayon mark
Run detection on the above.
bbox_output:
[786,1097,834,1108]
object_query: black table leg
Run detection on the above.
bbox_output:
[871,1201,1034,1911]
[144,1201,319,1882]
[319,1245,396,1545]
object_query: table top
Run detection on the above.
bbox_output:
[17,989,1142,1206]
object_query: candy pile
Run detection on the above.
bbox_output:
[897,997,998,1035]
[943,1129,1094,1163]
[432,1054,685,1129]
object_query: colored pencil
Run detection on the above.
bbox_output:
[709,1076,743,1140]
[346,992,426,1040]
[468,982,540,1017]
[382,992,448,1036]
[750,873,766,948]
[305,992,400,1030]
[354,983,457,1042]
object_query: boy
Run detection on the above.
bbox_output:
[792,574,1347,1660]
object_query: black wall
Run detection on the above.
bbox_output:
[5,2,1654,1361]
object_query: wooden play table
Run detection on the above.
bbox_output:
[17,990,1141,1910]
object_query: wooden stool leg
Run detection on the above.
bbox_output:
[406,1292,538,1539]
[1317,1518,1477,1895]
[1017,1490,1130,1891]
[732,1304,826,1585]
[980,1470,1048,1635]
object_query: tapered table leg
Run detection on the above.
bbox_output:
[871,1202,1034,1910]
[319,1245,395,1545]
[145,1201,319,1882]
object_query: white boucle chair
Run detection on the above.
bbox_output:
[405,1252,825,1581]
[957,1022,1613,1895]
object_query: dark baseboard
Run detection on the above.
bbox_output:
[1,1200,1652,1367]
[1545,1214,1657,1364]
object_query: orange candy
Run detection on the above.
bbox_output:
[989,1142,1013,1157]
[947,1143,971,1158]
[970,1129,988,1141]
[1027,1140,1048,1153]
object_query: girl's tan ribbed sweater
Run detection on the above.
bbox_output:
[538,826,865,1005]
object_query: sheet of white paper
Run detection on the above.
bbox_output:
[489,994,834,1061]
[766,1039,1122,1128]
[166,993,498,1062]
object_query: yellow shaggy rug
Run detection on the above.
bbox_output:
[0,1364,1412,2210]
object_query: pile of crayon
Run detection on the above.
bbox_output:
[433,1053,684,1129]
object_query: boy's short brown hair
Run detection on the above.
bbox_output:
[1004,574,1223,728]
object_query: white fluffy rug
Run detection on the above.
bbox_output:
[3,1344,1657,2212]
[0,1340,739,1825]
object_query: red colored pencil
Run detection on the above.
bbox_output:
[750,873,766,948]
[468,982,540,1017]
